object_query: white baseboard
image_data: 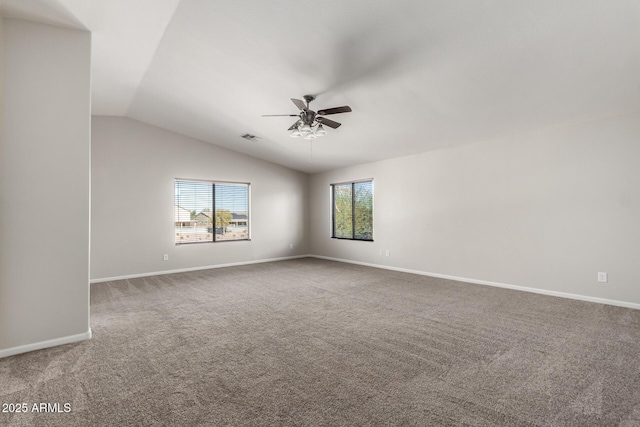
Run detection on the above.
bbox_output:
[90,253,640,309]
[90,254,312,284]
[0,329,92,359]
[309,255,640,311]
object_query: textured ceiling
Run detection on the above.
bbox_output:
[2,0,639,173]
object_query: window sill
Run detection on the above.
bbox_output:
[331,237,374,242]
[175,239,251,246]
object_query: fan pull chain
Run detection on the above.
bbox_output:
[309,140,313,163]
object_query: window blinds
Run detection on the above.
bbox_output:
[174,180,249,244]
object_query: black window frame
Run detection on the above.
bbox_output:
[174,178,250,245]
[331,179,374,241]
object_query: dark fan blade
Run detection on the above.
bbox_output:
[262,114,299,117]
[317,117,341,129]
[317,106,352,115]
[288,121,301,131]
[291,98,306,111]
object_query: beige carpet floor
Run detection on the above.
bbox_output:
[1,258,640,426]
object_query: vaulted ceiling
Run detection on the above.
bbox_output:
[2,0,639,173]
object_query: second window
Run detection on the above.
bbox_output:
[331,179,373,241]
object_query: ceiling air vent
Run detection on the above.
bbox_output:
[241,134,260,141]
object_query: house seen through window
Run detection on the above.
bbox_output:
[174,179,249,244]
[331,179,373,241]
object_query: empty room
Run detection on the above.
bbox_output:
[1,1,639,425]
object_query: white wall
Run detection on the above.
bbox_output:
[310,112,640,306]
[0,19,91,355]
[90,116,308,280]
[0,18,3,147]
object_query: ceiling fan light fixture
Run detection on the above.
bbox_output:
[315,124,327,136]
[304,132,317,140]
[290,128,302,137]
[300,123,312,135]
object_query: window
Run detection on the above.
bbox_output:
[174,179,249,244]
[331,179,373,241]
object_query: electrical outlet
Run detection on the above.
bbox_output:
[385,250,390,257]
[163,254,169,261]
[597,272,607,283]
[289,243,293,250]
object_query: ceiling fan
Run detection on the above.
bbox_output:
[263,95,352,139]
